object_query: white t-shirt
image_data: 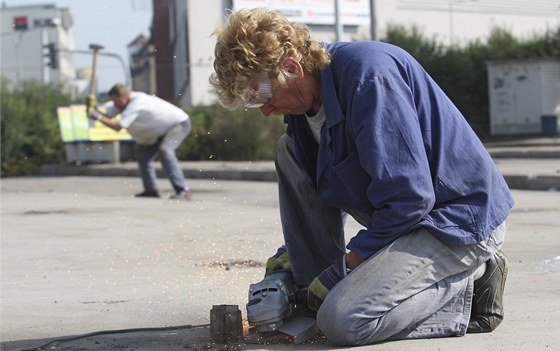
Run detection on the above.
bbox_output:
[306,105,325,143]
[103,92,189,144]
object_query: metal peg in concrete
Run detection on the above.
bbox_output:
[210,304,243,344]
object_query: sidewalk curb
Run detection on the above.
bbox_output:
[41,161,560,191]
[487,149,560,159]
[502,175,559,191]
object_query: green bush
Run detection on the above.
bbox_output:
[1,79,75,176]
[382,25,560,136]
[1,24,557,176]
[180,105,286,161]
[0,78,286,177]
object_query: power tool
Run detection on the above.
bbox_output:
[246,270,318,343]
[246,270,296,332]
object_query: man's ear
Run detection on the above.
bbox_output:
[280,57,304,78]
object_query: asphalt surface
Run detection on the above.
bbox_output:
[1,136,559,350]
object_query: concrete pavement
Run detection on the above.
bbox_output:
[1,175,559,350]
[2,136,559,350]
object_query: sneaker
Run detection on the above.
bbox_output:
[170,189,192,200]
[134,190,160,198]
[467,250,508,333]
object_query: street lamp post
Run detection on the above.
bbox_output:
[59,48,132,90]
[100,51,132,89]
[334,0,343,41]
[448,0,477,46]
[370,0,377,41]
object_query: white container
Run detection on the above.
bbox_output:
[487,59,560,135]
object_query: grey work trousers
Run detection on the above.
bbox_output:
[274,134,505,345]
[136,119,191,194]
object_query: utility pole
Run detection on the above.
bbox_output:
[448,0,477,46]
[369,0,377,41]
[334,0,342,41]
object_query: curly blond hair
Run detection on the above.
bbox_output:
[209,8,331,109]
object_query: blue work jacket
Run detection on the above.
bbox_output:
[284,41,514,259]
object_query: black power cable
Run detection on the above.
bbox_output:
[16,323,210,351]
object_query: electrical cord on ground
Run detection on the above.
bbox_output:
[16,323,211,351]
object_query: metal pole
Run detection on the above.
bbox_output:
[104,52,132,89]
[334,0,343,41]
[15,32,23,84]
[369,0,377,41]
[449,1,454,46]
[59,49,131,89]
[448,0,478,46]
[42,28,50,83]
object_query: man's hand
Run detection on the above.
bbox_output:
[265,245,290,276]
[307,254,349,311]
[89,109,103,121]
[86,94,97,115]
[346,251,364,270]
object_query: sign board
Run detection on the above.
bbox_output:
[56,104,132,142]
[57,107,74,142]
[13,16,28,30]
[233,0,370,26]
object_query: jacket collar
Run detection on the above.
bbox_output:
[320,67,345,129]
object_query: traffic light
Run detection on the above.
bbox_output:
[43,43,58,69]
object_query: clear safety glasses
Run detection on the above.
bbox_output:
[244,72,272,108]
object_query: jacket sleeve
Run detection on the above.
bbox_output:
[345,75,436,259]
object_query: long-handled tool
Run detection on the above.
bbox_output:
[86,43,104,115]
[88,43,104,96]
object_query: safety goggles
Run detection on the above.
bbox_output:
[244,72,272,108]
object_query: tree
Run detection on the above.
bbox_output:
[381,24,560,136]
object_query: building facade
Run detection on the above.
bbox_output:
[128,34,157,95]
[168,0,227,107]
[375,1,560,46]
[153,0,559,108]
[2,1,558,108]
[0,3,75,90]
